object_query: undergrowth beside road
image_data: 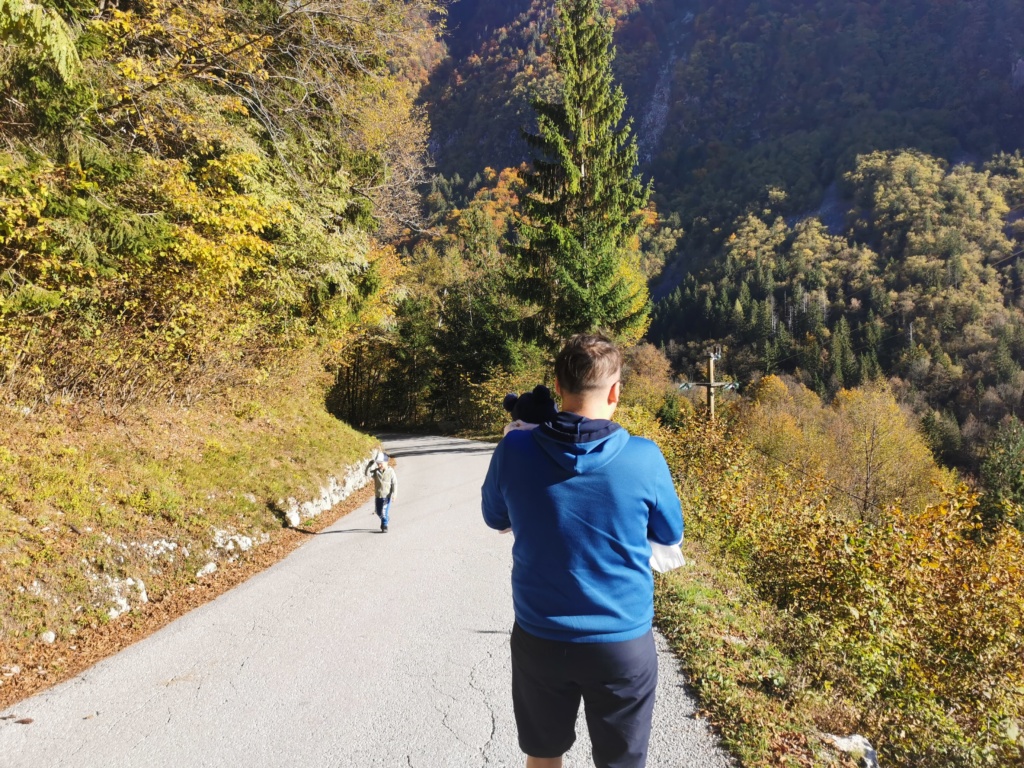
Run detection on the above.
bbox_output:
[655,544,859,768]
[0,354,376,705]
[654,411,1024,767]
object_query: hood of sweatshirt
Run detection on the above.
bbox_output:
[533,411,628,475]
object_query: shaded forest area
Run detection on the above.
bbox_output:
[427,0,1024,231]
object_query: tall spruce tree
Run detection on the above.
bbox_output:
[517,0,650,350]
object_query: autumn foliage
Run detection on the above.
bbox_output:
[0,0,437,406]
[665,398,1024,766]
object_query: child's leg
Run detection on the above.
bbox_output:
[375,497,385,519]
[380,496,392,527]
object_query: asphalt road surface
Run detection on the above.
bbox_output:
[0,435,732,768]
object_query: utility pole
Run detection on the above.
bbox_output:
[679,345,737,421]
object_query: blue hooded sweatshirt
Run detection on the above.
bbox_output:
[481,412,684,643]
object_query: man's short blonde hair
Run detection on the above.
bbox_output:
[555,333,622,395]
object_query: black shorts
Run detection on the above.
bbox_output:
[510,623,658,768]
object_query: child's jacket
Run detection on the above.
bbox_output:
[367,464,398,500]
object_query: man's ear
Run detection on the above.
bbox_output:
[554,378,563,397]
[609,379,621,406]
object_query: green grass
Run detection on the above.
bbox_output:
[656,541,859,768]
[0,354,375,655]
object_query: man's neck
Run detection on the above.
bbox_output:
[561,400,615,421]
[556,373,619,421]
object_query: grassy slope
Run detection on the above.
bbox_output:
[656,542,860,768]
[0,353,376,703]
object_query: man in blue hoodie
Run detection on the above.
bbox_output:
[481,333,684,768]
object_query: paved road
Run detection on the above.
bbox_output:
[0,435,731,767]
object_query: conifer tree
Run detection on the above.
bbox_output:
[752,299,773,347]
[0,0,80,83]
[517,0,650,349]
[829,315,857,388]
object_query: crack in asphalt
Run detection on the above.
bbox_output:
[429,674,477,753]
[100,655,205,745]
[468,642,503,765]
[91,688,164,755]
[407,660,489,758]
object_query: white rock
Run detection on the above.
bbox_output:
[135,538,178,559]
[285,461,372,527]
[39,631,56,644]
[196,562,217,578]
[107,591,131,620]
[824,734,879,768]
[213,529,257,552]
[83,570,148,620]
[135,578,148,604]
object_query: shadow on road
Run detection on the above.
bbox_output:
[293,527,382,536]
[374,433,497,459]
[388,445,495,458]
[320,528,384,535]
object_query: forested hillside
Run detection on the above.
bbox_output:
[4,0,1024,763]
[424,0,1024,476]
[0,0,441,706]
[428,0,1024,229]
[651,151,1024,481]
[1,0,441,404]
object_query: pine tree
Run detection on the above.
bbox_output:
[517,0,650,349]
[829,315,857,389]
[0,0,80,83]
[752,298,773,346]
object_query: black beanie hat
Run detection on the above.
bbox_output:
[503,385,558,425]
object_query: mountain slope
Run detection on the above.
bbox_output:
[426,0,1024,232]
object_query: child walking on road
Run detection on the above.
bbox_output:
[366,451,398,533]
